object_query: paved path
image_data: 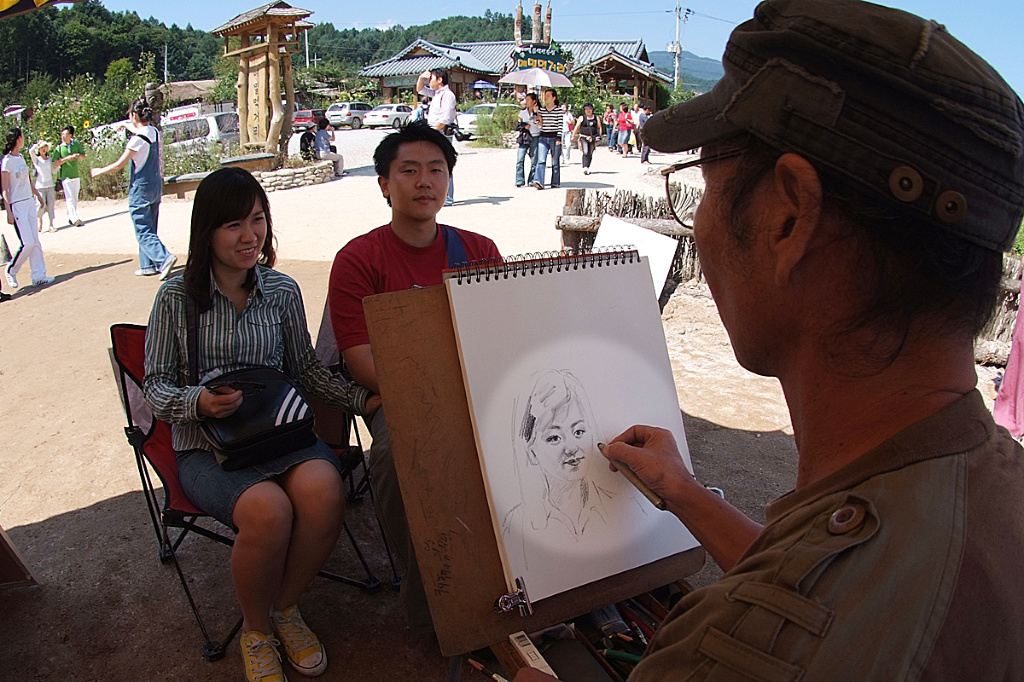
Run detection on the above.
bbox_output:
[36,138,681,264]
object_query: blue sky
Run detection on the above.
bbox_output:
[98,0,1024,96]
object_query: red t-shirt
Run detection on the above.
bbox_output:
[329,223,501,350]
[617,112,634,131]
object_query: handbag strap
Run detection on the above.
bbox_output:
[185,294,200,387]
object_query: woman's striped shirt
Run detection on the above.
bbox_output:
[143,265,370,452]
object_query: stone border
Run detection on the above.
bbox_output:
[252,160,334,192]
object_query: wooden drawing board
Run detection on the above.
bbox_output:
[364,285,704,656]
[0,524,36,589]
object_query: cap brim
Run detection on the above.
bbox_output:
[643,77,741,153]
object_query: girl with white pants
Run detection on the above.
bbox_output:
[2,128,52,289]
[30,140,56,232]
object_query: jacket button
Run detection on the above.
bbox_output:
[827,503,866,535]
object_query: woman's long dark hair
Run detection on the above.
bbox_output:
[184,167,276,311]
[3,128,22,156]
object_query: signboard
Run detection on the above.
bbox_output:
[512,46,567,73]
[246,53,269,143]
[384,75,419,89]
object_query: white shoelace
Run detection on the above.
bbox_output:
[243,634,283,681]
[273,609,318,658]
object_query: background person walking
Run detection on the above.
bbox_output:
[2,128,54,289]
[515,92,540,187]
[573,103,602,175]
[91,97,176,280]
[603,104,616,151]
[616,103,634,156]
[29,140,56,231]
[52,125,85,226]
[531,89,564,190]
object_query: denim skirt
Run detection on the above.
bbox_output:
[175,438,343,529]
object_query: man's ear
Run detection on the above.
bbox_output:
[378,175,389,201]
[770,153,823,286]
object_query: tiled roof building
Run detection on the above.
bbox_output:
[360,38,670,106]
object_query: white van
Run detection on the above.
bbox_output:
[163,112,240,153]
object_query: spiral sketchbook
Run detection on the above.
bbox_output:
[445,249,699,603]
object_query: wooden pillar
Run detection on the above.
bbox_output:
[237,34,250,146]
[265,23,284,155]
[281,44,295,152]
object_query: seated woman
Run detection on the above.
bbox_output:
[143,166,379,682]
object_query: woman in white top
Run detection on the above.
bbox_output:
[29,140,56,232]
[561,106,574,165]
[2,127,52,290]
[92,97,176,279]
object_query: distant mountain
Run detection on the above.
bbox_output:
[648,50,724,84]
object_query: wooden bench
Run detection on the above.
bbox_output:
[162,171,210,199]
[162,153,277,198]
[219,152,276,173]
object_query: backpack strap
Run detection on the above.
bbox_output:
[440,225,468,268]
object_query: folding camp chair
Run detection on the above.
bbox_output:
[109,323,383,662]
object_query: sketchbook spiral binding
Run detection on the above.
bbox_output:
[450,246,640,285]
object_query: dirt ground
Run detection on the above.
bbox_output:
[0,150,1002,680]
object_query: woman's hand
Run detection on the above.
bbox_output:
[197,386,243,419]
[365,393,382,414]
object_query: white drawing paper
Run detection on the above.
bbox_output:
[446,255,698,603]
[593,215,679,298]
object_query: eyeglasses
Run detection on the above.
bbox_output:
[662,149,744,225]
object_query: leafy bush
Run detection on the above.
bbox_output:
[470,115,510,148]
[1014,219,1024,256]
[162,144,223,176]
[469,104,520,148]
[79,145,125,200]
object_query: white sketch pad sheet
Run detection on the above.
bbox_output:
[446,255,698,603]
[593,215,680,298]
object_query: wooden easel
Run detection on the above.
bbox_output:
[364,285,704,667]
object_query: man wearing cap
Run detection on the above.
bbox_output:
[514,0,1024,680]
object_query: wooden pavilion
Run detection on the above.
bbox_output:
[212,2,312,156]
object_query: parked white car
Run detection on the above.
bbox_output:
[456,103,515,139]
[163,112,240,153]
[326,101,372,129]
[363,104,414,129]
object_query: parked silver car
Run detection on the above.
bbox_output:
[363,104,413,129]
[164,112,240,153]
[326,101,372,129]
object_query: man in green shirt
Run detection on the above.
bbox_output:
[52,125,85,226]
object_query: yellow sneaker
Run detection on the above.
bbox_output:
[270,605,327,677]
[240,630,287,682]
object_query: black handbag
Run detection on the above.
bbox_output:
[186,297,317,471]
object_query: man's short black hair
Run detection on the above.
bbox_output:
[317,117,329,130]
[430,68,449,86]
[373,121,458,179]
[62,125,74,136]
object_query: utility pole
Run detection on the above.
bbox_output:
[669,2,693,91]
[674,2,680,90]
[305,28,309,68]
[163,44,168,83]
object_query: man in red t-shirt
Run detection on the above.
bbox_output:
[329,123,501,633]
